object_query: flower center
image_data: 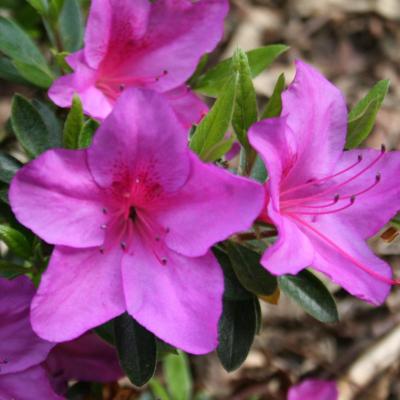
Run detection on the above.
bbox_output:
[96,70,168,101]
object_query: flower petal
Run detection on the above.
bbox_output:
[95,0,228,92]
[260,207,315,275]
[84,0,150,69]
[88,89,190,192]
[288,379,338,400]
[10,149,107,248]
[0,366,62,400]
[332,148,400,238]
[31,246,125,342]
[152,153,264,257]
[280,60,347,188]
[164,86,208,130]
[122,230,223,354]
[46,333,122,394]
[0,277,54,375]
[292,214,392,305]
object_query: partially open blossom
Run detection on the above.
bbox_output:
[249,60,400,305]
[10,89,264,354]
[0,276,121,399]
[49,0,228,128]
[288,379,338,400]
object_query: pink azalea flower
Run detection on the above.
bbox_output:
[10,89,264,354]
[249,60,400,305]
[0,276,121,399]
[49,0,228,127]
[288,379,338,400]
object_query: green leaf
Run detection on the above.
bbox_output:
[149,378,171,400]
[213,247,253,301]
[26,0,48,15]
[391,214,400,230]
[190,58,239,159]
[11,94,62,156]
[346,80,390,148]
[164,352,192,400]
[157,339,178,359]
[78,119,99,148]
[217,297,258,372]
[193,45,289,97]
[0,186,9,204]
[0,16,48,67]
[114,313,157,387]
[278,270,339,323]
[59,0,83,52]
[227,243,277,296]
[202,137,234,162]
[32,99,63,142]
[13,59,53,88]
[0,224,32,259]
[48,0,65,21]
[63,95,84,149]
[0,153,22,184]
[94,320,115,346]
[0,57,29,84]
[250,156,267,183]
[261,73,285,119]
[232,48,258,151]
[0,260,28,279]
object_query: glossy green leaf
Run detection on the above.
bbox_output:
[11,95,62,156]
[164,352,193,400]
[0,153,22,184]
[227,242,277,296]
[190,71,238,159]
[63,95,84,149]
[217,296,258,372]
[250,156,267,183]
[232,48,258,151]
[346,80,390,148]
[261,73,285,119]
[0,186,9,204]
[48,0,65,21]
[0,260,28,279]
[114,313,157,387]
[202,137,234,162]
[193,45,288,97]
[59,0,83,52]
[0,224,32,259]
[213,247,253,301]
[32,100,63,142]
[278,270,339,323]
[78,119,99,148]
[94,320,115,346]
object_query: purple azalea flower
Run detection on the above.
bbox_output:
[0,276,61,399]
[49,0,228,127]
[288,379,338,400]
[46,333,123,395]
[0,276,122,399]
[249,60,400,305]
[10,89,264,354]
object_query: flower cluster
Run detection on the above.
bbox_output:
[1,0,399,397]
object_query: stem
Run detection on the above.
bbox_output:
[235,230,277,241]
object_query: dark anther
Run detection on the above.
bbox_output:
[101,224,107,230]
[163,70,168,75]
[102,208,108,214]
[129,207,137,221]
[357,154,363,162]
[381,144,386,153]
[334,194,340,203]
[165,227,170,234]
[155,236,160,242]
[350,196,356,204]
[119,84,125,92]
[161,257,167,265]
[376,172,381,182]
[121,242,127,250]
[99,247,104,254]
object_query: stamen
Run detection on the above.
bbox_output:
[102,208,108,215]
[161,258,167,265]
[99,247,104,254]
[281,154,364,196]
[120,241,127,251]
[129,207,137,221]
[340,173,381,200]
[288,213,400,286]
[294,197,355,216]
[101,224,107,230]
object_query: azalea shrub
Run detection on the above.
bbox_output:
[0,0,399,399]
